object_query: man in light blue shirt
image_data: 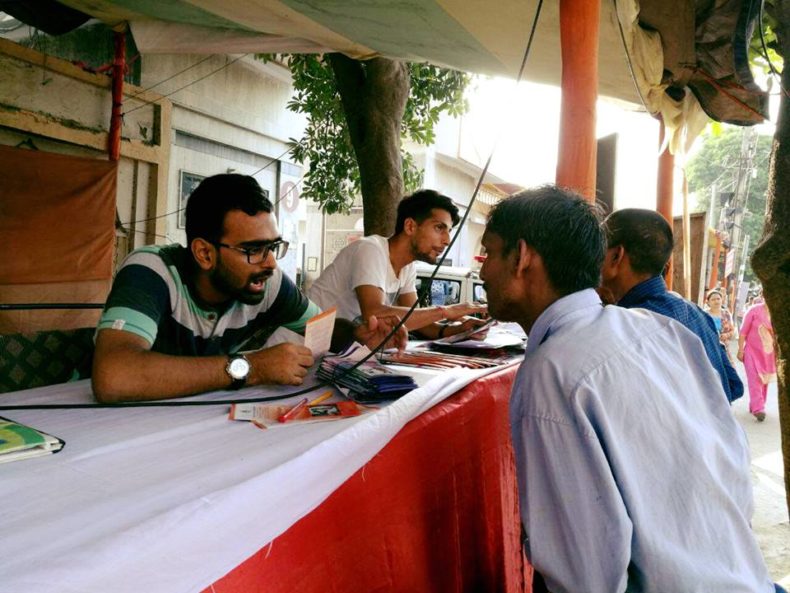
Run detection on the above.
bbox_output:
[479,186,777,593]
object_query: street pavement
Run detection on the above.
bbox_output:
[730,358,790,587]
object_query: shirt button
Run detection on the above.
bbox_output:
[208,313,217,321]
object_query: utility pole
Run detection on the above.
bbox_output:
[723,127,757,308]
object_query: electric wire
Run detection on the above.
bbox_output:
[126,55,216,101]
[118,140,303,226]
[758,0,790,98]
[612,0,654,116]
[123,54,249,116]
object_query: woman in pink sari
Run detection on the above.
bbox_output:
[737,300,777,421]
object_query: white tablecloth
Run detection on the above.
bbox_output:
[0,363,510,593]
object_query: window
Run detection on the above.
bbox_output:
[178,171,205,229]
[415,278,462,307]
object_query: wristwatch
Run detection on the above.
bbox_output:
[225,354,251,389]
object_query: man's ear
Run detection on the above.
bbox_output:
[605,245,624,268]
[403,217,417,236]
[514,239,532,276]
[601,245,627,283]
[191,238,216,271]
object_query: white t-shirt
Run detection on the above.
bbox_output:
[308,235,417,322]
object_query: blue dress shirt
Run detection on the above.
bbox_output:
[618,276,743,402]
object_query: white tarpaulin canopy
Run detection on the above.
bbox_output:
[42,0,767,152]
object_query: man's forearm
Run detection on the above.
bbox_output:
[92,348,232,403]
[364,304,446,331]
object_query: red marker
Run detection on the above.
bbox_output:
[278,398,308,423]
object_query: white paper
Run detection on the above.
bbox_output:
[304,307,336,356]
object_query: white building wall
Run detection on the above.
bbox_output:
[140,54,308,278]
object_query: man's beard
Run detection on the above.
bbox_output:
[210,264,273,305]
[411,241,440,264]
[482,285,513,322]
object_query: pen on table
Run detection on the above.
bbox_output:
[278,397,308,423]
[308,391,333,406]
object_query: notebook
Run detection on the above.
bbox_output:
[0,417,65,464]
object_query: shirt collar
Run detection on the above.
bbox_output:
[618,275,667,308]
[526,288,603,355]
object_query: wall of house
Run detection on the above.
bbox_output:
[0,37,162,263]
[140,54,307,279]
[0,31,311,280]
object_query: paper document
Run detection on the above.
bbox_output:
[304,307,336,356]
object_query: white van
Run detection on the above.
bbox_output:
[414,261,486,307]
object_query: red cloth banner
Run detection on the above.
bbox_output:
[0,144,117,284]
[205,367,532,593]
[0,144,117,332]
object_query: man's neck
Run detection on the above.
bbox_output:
[614,272,654,303]
[388,234,415,276]
[191,270,232,310]
[617,274,666,303]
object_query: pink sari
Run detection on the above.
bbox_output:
[740,303,776,414]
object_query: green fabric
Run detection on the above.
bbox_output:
[97,306,159,345]
[281,300,321,332]
[279,0,502,72]
[103,0,252,31]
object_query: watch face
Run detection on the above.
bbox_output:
[228,357,250,380]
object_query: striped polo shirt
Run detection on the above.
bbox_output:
[97,244,319,356]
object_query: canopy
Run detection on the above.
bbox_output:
[4,0,770,151]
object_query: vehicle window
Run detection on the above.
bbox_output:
[473,283,487,303]
[416,277,462,307]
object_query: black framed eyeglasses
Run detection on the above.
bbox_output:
[213,239,289,264]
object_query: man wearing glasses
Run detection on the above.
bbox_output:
[92,174,405,402]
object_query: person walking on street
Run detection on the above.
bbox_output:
[738,298,777,422]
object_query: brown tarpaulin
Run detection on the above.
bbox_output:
[0,144,117,333]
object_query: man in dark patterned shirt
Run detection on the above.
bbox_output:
[600,208,743,403]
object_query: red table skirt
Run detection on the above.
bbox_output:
[206,366,532,593]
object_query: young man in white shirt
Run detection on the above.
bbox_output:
[309,190,487,340]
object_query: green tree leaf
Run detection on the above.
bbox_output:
[258,54,469,216]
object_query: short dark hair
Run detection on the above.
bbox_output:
[393,189,460,235]
[186,174,273,246]
[603,209,673,276]
[706,289,723,301]
[486,186,605,295]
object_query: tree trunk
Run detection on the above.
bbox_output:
[750,0,790,515]
[328,54,410,237]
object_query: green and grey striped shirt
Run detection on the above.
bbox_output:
[98,244,319,356]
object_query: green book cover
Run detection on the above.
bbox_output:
[0,417,64,463]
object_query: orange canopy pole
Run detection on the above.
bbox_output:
[108,30,125,162]
[657,118,674,289]
[555,0,600,202]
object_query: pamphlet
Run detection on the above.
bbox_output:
[304,307,336,356]
[0,417,65,464]
[317,345,418,403]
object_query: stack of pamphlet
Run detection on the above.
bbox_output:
[318,345,418,403]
